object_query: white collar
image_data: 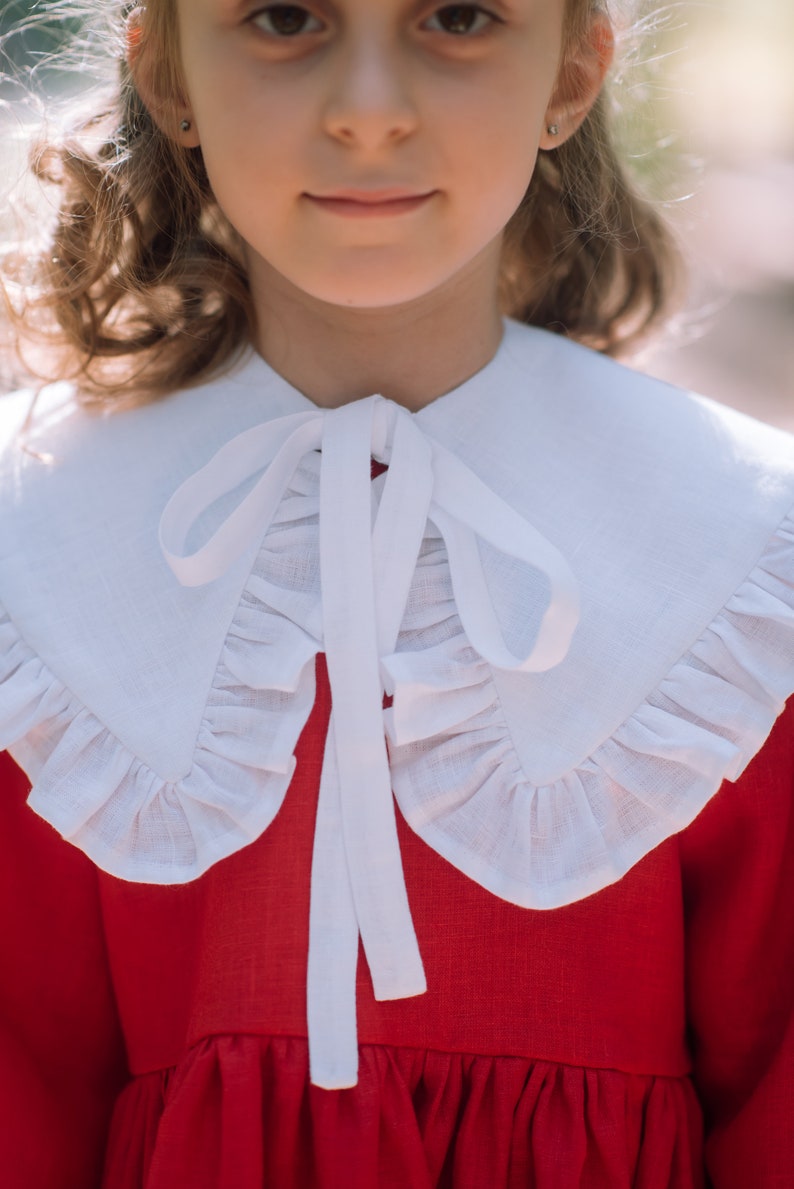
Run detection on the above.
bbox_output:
[2,318,794,1088]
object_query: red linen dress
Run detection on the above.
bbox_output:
[0,657,792,1189]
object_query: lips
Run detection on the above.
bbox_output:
[304,189,437,218]
[308,188,435,203]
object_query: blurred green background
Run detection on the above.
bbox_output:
[0,0,85,95]
[1,0,792,422]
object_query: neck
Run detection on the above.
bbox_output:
[247,248,505,412]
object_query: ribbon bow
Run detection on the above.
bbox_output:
[159,395,580,1088]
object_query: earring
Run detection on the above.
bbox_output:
[180,119,192,133]
[546,123,559,136]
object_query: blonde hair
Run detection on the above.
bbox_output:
[1,0,680,405]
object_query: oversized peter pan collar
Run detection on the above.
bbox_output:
[2,317,794,1089]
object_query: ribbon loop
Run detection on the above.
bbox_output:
[428,438,580,673]
[159,412,323,587]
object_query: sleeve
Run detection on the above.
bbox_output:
[0,750,129,1189]
[680,696,794,1187]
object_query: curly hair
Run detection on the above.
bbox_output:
[0,0,681,405]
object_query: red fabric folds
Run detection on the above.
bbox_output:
[104,1036,704,1189]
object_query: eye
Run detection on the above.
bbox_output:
[250,5,324,37]
[423,5,498,36]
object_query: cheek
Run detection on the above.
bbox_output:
[189,83,304,223]
[211,116,322,214]
[452,82,546,207]
[181,43,287,160]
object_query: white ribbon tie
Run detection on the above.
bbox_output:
[159,395,580,1088]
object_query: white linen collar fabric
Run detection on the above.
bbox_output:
[2,317,794,1088]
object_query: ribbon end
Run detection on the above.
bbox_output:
[371,965,427,1003]
[309,1050,360,1091]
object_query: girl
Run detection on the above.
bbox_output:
[0,1,792,1186]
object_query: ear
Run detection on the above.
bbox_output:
[125,6,201,148]
[539,13,614,151]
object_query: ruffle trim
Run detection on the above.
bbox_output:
[1,487,793,903]
[383,508,794,908]
[0,458,323,883]
[104,1036,703,1189]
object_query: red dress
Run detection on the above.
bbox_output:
[0,658,792,1189]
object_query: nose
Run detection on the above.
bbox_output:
[321,34,419,149]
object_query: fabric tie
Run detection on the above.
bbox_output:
[159,395,580,1088]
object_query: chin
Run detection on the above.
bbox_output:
[300,271,452,311]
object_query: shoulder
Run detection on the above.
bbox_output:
[441,318,794,485]
[0,355,302,635]
[421,320,794,562]
[0,351,301,522]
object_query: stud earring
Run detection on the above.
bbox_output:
[546,123,559,137]
[180,119,192,133]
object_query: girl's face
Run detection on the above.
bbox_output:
[173,0,570,311]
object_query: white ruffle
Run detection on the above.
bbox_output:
[0,458,324,883]
[384,508,794,909]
